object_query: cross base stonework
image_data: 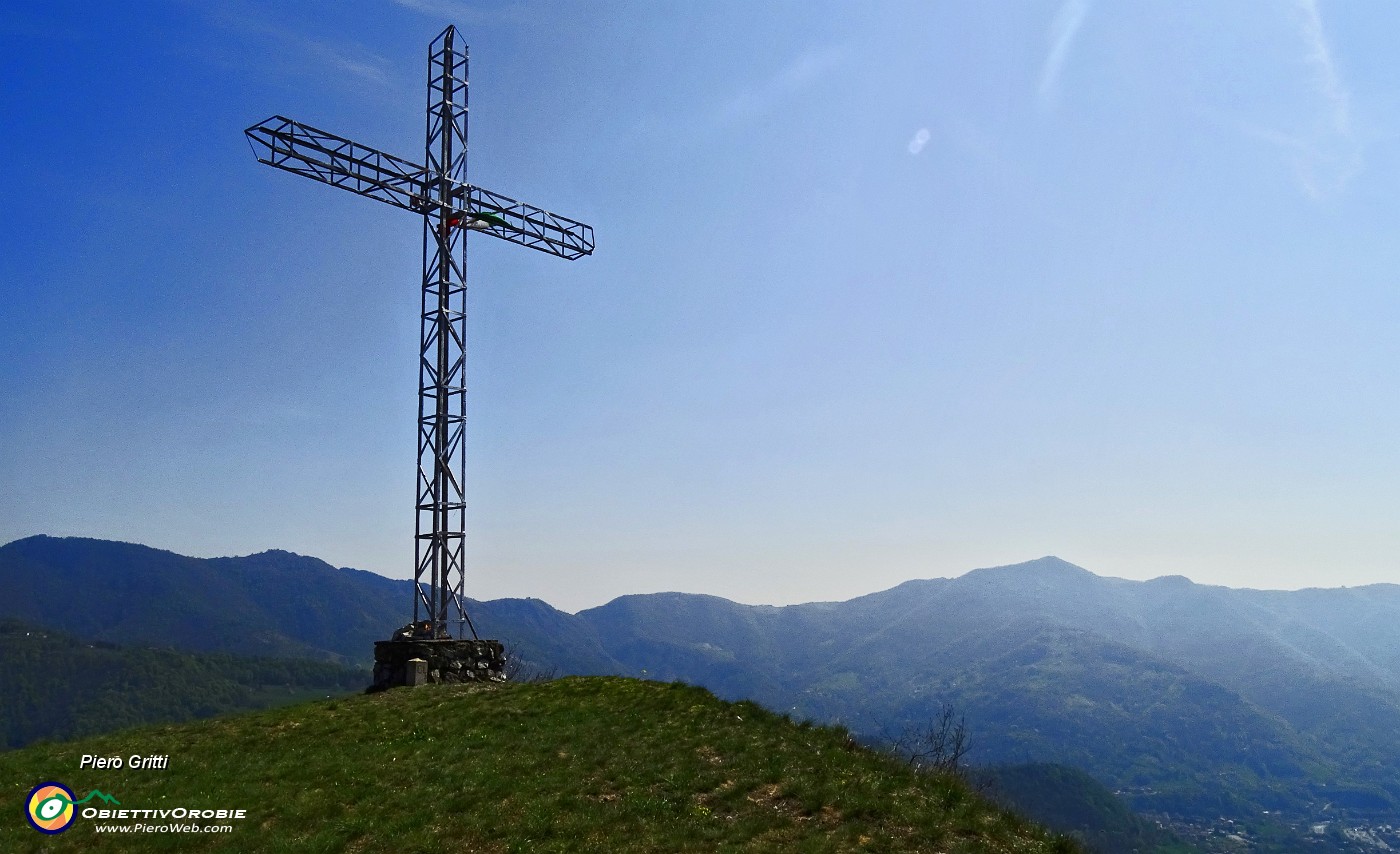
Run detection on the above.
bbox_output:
[368,639,506,692]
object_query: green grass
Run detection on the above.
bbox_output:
[0,677,1081,853]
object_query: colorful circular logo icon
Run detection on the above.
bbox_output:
[26,782,76,834]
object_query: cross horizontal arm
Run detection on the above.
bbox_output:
[454,184,595,260]
[246,115,428,214]
[245,116,595,260]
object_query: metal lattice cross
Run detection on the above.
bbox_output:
[246,26,594,638]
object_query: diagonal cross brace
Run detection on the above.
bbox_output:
[245,115,595,260]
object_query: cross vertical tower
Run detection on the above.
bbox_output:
[245,25,594,649]
[418,28,470,638]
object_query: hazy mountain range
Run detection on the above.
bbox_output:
[4,534,1398,844]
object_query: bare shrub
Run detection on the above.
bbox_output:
[500,641,559,683]
[887,702,972,778]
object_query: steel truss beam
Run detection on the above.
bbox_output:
[245,119,595,260]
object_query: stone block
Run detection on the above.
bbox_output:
[368,638,507,692]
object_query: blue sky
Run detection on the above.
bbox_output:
[4,1,1400,611]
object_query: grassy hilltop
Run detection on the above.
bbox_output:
[0,677,1079,853]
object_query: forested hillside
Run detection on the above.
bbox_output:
[0,620,365,750]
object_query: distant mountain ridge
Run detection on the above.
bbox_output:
[0,536,404,662]
[571,557,1400,818]
[0,535,623,674]
[4,535,1399,843]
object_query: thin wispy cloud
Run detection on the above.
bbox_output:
[203,4,395,89]
[718,46,848,123]
[1038,0,1090,110]
[1241,0,1361,200]
[908,128,931,155]
[1296,0,1350,138]
[1290,0,1361,198]
[298,37,394,87]
[390,0,533,26]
